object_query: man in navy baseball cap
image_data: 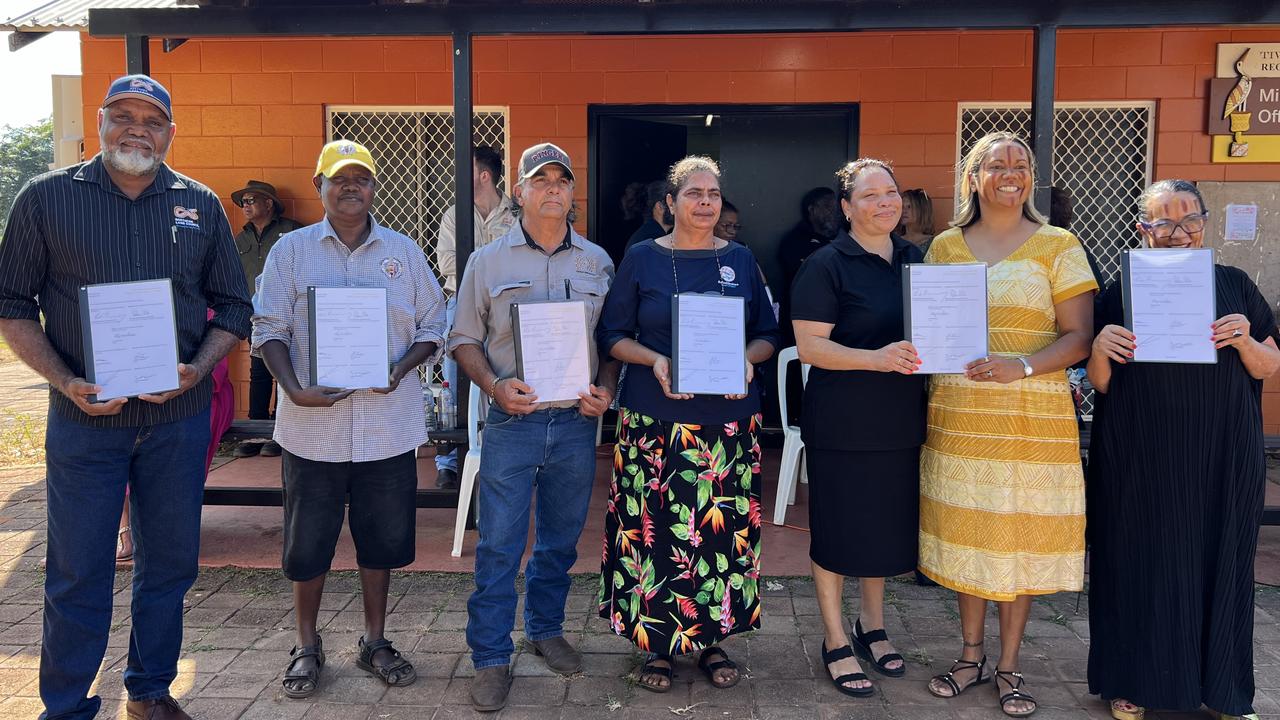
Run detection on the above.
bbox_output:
[97,74,176,183]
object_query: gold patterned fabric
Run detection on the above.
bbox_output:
[918,226,1098,601]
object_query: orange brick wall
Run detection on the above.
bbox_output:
[77,27,1280,421]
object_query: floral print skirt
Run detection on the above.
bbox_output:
[598,407,763,657]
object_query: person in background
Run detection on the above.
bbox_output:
[897,188,935,250]
[791,158,925,698]
[597,155,779,696]
[625,179,674,252]
[433,146,516,489]
[777,186,840,348]
[715,199,743,243]
[1086,179,1280,720]
[232,180,301,459]
[921,132,1097,718]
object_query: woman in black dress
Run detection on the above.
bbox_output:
[1086,180,1280,720]
[791,159,927,697]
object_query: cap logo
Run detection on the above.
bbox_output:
[337,143,357,155]
[528,148,564,164]
[129,78,155,92]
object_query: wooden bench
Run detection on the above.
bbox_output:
[209,419,468,508]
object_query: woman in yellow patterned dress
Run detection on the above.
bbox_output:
[921,132,1097,718]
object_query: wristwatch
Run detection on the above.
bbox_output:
[1017,357,1033,377]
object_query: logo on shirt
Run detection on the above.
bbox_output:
[381,257,404,279]
[719,266,736,284]
[574,255,598,275]
[173,205,200,230]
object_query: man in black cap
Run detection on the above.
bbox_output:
[0,74,251,720]
[231,180,300,457]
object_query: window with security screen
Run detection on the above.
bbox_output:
[326,106,509,289]
[957,102,1154,421]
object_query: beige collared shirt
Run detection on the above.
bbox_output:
[435,193,517,294]
[448,221,614,409]
[252,214,447,463]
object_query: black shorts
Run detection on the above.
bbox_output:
[281,448,417,581]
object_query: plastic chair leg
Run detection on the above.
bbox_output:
[451,450,481,558]
[773,438,802,525]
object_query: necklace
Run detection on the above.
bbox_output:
[669,236,725,296]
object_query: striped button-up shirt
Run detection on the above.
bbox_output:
[0,155,252,428]
[252,215,447,463]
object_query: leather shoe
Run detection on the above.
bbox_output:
[232,441,262,458]
[436,467,459,490]
[528,635,582,674]
[259,440,283,457]
[471,665,511,712]
[126,695,191,720]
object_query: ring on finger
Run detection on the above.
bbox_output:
[986,369,993,378]
[1233,329,1243,337]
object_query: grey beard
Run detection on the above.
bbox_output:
[102,146,165,176]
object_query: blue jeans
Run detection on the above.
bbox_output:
[40,406,210,720]
[437,294,458,473]
[466,406,596,669]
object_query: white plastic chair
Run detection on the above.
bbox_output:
[451,382,489,557]
[773,346,811,525]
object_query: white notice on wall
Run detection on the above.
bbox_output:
[1224,203,1258,242]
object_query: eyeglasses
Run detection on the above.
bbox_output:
[241,196,258,205]
[1140,212,1208,239]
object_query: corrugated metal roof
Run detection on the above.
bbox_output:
[2,1,185,32]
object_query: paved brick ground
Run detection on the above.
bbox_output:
[2,463,1280,719]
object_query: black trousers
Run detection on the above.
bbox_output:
[249,354,274,420]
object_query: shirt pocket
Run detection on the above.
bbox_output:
[569,277,608,330]
[488,279,534,344]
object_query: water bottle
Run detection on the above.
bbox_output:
[439,381,456,430]
[423,386,437,431]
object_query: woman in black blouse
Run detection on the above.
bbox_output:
[597,156,780,695]
[791,159,926,697]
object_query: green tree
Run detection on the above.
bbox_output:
[0,117,53,237]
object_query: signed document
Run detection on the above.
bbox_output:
[1122,248,1216,364]
[511,300,592,404]
[78,279,181,401]
[307,287,390,389]
[671,293,747,396]
[903,263,989,375]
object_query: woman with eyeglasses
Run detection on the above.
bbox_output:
[1085,180,1280,720]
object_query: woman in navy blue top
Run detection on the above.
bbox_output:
[597,156,779,695]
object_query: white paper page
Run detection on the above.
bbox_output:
[85,279,180,400]
[515,301,591,404]
[674,294,746,395]
[1127,249,1216,364]
[1224,204,1258,241]
[906,264,989,375]
[312,287,390,389]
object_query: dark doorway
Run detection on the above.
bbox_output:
[587,104,858,291]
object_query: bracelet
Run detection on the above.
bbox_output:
[489,376,502,398]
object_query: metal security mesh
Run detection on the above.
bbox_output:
[958,103,1154,421]
[326,106,508,383]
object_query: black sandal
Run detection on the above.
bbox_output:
[928,655,989,698]
[282,635,325,699]
[637,654,675,694]
[852,619,906,678]
[356,636,417,687]
[996,669,1037,718]
[821,642,874,698]
[697,646,740,689]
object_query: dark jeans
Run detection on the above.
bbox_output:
[40,406,210,720]
[249,354,274,420]
[466,406,596,669]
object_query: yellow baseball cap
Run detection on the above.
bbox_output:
[315,140,376,179]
